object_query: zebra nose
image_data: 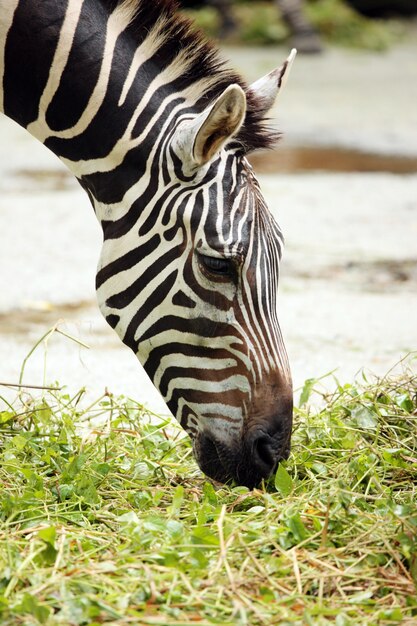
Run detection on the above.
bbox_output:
[247,389,293,474]
[252,433,277,472]
[247,430,281,477]
[245,420,292,480]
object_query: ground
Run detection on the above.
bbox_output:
[0,40,416,410]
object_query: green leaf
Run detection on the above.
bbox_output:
[192,527,220,547]
[247,505,265,514]
[379,607,404,621]
[11,434,28,450]
[0,411,15,424]
[259,586,275,602]
[16,593,51,624]
[169,485,184,516]
[299,370,335,406]
[166,519,183,538]
[95,462,111,476]
[57,483,74,500]
[38,525,56,546]
[65,453,87,478]
[118,511,140,526]
[299,378,316,407]
[274,464,293,497]
[395,393,414,413]
[347,589,374,604]
[202,481,218,505]
[351,405,378,430]
[311,461,328,476]
[286,512,309,542]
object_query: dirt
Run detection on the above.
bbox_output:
[287,258,417,291]
[249,146,417,175]
[0,301,93,335]
[1,42,416,408]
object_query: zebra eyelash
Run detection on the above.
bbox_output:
[197,253,234,278]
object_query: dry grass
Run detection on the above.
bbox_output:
[0,362,416,625]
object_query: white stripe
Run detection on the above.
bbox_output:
[135,330,245,366]
[153,355,238,390]
[178,399,243,425]
[26,0,84,140]
[30,1,137,144]
[164,372,250,405]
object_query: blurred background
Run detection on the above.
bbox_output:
[181,0,417,51]
[0,0,416,410]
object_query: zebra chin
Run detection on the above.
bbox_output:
[192,425,292,489]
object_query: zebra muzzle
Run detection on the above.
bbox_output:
[193,421,292,489]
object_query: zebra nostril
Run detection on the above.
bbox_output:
[252,434,277,473]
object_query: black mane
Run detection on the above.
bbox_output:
[104,0,279,152]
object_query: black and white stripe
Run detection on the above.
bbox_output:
[0,0,295,487]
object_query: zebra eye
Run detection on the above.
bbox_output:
[198,254,232,276]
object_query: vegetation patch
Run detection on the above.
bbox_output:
[183,0,403,51]
[0,368,416,625]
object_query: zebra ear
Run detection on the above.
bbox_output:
[247,49,296,115]
[174,84,246,169]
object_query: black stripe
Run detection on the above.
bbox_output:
[106,245,180,310]
[144,341,244,381]
[123,269,179,349]
[106,314,120,329]
[45,0,108,131]
[172,290,196,309]
[96,233,161,289]
[3,0,67,127]
[167,385,248,424]
[137,314,240,348]
[159,364,240,398]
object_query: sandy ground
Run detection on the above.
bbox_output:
[1,40,416,412]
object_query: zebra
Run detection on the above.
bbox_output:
[0,0,295,489]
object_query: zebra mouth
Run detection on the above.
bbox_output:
[193,431,290,489]
[192,434,234,485]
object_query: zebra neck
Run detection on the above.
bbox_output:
[0,1,185,182]
[1,0,273,223]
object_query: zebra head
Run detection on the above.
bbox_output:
[1,0,295,487]
[97,51,296,489]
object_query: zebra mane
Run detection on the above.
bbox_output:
[108,0,279,153]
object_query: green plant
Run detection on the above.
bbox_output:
[0,364,416,624]
[183,0,403,51]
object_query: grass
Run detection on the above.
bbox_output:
[0,359,416,625]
